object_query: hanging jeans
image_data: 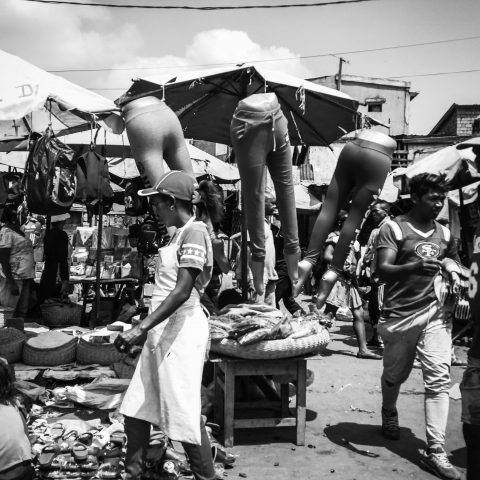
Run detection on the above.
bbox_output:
[303,132,395,271]
[124,416,215,480]
[122,96,193,187]
[230,93,300,264]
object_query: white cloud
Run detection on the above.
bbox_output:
[105,29,313,99]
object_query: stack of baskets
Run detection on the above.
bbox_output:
[40,300,83,328]
[77,333,124,366]
[0,327,26,363]
[23,330,78,366]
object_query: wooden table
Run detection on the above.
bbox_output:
[211,355,318,447]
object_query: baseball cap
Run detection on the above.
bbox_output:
[138,171,199,202]
[456,137,480,150]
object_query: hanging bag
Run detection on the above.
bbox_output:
[24,129,77,215]
[76,148,114,214]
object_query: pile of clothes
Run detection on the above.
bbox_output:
[209,303,333,346]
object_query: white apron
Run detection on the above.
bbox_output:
[120,217,210,445]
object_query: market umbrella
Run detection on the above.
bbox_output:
[393,145,479,191]
[117,64,361,147]
[0,48,122,145]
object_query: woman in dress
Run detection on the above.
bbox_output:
[115,171,217,480]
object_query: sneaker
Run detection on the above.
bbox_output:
[381,407,400,440]
[421,446,461,480]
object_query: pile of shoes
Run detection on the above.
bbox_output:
[29,419,125,479]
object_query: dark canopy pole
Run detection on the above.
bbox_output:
[92,203,104,329]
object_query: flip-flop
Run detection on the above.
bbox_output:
[110,431,126,448]
[50,423,65,440]
[98,443,122,460]
[72,442,89,461]
[96,458,123,479]
[38,443,61,469]
[357,351,382,360]
[77,432,93,447]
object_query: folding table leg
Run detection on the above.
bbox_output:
[223,363,235,448]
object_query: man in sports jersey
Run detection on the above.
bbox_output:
[376,173,461,480]
[458,136,480,480]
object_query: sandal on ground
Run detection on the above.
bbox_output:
[77,432,93,447]
[96,458,123,479]
[98,443,123,460]
[72,442,89,461]
[356,351,382,360]
[38,443,61,469]
[50,423,65,440]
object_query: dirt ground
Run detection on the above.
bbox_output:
[221,297,468,480]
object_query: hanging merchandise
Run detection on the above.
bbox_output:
[0,169,23,219]
[76,148,114,214]
[24,128,77,215]
[137,216,167,255]
[124,177,148,217]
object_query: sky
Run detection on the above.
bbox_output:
[1,0,480,135]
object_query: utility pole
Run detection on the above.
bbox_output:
[336,56,348,91]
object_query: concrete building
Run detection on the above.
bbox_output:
[395,104,480,163]
[309,74,418,137]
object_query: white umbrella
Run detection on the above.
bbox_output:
[0,49,122,142]
[393,145,479,190]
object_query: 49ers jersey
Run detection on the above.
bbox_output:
[468,225,480,359]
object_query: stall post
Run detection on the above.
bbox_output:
[91,204,103,329]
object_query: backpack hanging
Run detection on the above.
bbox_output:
[24,129,77,215]
[76,148,114,214]
[124,177,148,217]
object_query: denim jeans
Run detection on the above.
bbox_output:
[124,415,215,480]
[122,96,194,187]
[230,93,300,263]
[378,302,452,447]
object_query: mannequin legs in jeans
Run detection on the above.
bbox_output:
[124,416,215,480]
[230,93,300,295]
[122,96,194,187]
[292,131,396,306]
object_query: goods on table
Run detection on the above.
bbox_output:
[209,304,331,359]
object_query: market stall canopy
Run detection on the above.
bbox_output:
[58,129,240,184]
[294,184,321,212]
[117,64,361,147]
[393,144,479,191]
[0,49,122,144]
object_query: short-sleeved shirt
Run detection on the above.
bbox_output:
[376,216,458,319]
[0,403,32,472]
[0,226,35,280]
[467,222,480,359]
[175,221,213,296]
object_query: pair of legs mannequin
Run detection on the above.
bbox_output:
[121,96,194,187]
[292,130,397,308]
[230,93,300,295]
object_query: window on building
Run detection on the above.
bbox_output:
[368,103,383,113]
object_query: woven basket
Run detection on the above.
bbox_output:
[23,335,77,366]
[40,300,83,327]
[210,328,330,360]
[77,336,124,366]
[0,327,26,363]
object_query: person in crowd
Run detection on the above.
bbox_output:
[459,137,480,480]
[114,171,217,480]
[0,205,35,319]
[361,203,391,348]
[232,191,278,305]
[320,211,382,360]
[195,181,231,314]
[376,173,462,480]
[38,213,70,303]
[0,358,34,480]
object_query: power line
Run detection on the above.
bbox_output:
[47,34,480,73]
[85,67,480,90]
[24,0,378,10]
[391,68,480,79]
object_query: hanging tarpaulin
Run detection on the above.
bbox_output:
[0,49,123,137]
